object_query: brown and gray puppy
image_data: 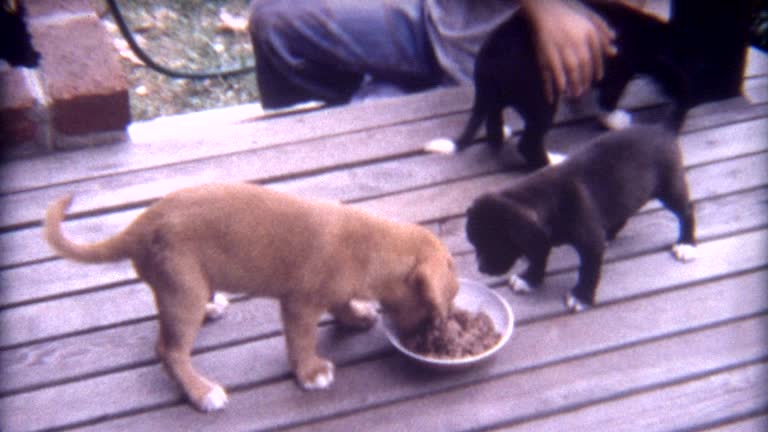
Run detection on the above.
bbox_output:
[44,183,459,412]
[465,124,697,312]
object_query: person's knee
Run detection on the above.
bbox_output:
[248,0,299,44]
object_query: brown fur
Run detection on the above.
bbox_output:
[44,182,459,411]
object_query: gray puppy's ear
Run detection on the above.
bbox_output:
[501,201,551,250]
[469,194,549,249]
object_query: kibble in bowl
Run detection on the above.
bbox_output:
[383,279,514,370]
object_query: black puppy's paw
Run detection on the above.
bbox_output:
[671,243,698,262]
[564,292,590,313]
[598,109,633,130]
[547,151,567,165]
[509,274,534,293]
[424,138,457,155]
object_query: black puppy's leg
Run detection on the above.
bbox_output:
[425,94,487,154]
[597,65,634,112]
[646,60,692,132]
[510,244,551,294]
[455,105,487,151]
[517,126,549,169]
[516,103,555,169]
[566,240,606,313]
[658,173,698,261]
[561,200,606,312]
[670,202,698,262]
[596,66,635,130]
[606,219,628,241]
[485,106,505,153]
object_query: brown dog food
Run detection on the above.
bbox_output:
[402,308,501,359]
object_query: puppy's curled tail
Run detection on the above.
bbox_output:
[44,194,131,263]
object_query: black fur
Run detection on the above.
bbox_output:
[1,1,40,68]
[465,124,696,308]
[454,2,689,168]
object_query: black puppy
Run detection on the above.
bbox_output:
[426,1,687,168]
[465,123,697,312]
[1,0,40,67]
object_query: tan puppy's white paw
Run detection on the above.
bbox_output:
[509,274,533,294]
[299,361,335,391]
[672,243,698,262]
[548,152,567,165]
[348,299,379,328]
[424,138,457,154]
[199,385,229,412]
[599,109,633,130]
[205,293,229,321]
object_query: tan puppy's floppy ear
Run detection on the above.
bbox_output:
[407,256,453,321]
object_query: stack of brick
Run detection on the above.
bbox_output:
[1,0,131,158]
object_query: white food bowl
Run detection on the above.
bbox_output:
[382,278,514,370]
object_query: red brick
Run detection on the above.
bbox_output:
[29,13,131,136]
[50,90,130,135]
[0,66,43,154]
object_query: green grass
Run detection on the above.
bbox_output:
[105,0,259,121]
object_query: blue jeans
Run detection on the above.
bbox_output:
[249,0,441,109]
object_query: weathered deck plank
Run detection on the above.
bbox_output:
[1,154,766,353]
[281,318,768,432]
[704,414,768,432]
[1,91,766,233]
[2,228,765,431]
[1,110,766,269]
[2,179,766,311]
[68,277,768,432]
[0,69,677,195]
[3,175,766,351]
[498,361,768,432]
[2,204,765,394]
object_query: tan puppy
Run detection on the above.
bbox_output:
[44,183,459,412]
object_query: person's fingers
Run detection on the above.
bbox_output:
[591,10,616,44]
[555,54,570,98]
[542,44,567,102]
[562,46,583,97]
[588,31,604,81]
[590,11,618,57]
[577,35,595,94]
[542,68,555,104]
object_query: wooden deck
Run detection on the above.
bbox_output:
[2,43,768,431]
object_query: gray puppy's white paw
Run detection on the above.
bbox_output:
[424,138,457,154]
[199,385,229,412]
[672,243,698,262]
[599,109,633,130]
[564,293,588,313]
[205,292,229,321]
[509,274,533,294]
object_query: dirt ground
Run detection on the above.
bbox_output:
[102,0,259,121]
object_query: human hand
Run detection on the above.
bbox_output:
[521,0,617,103]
